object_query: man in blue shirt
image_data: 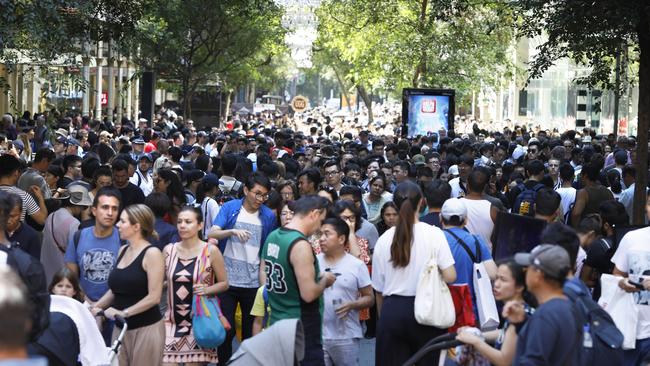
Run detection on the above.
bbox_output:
[209,172,277,364]
[508,244,581,366]
[65,187,121,302]
[440,198,496,319]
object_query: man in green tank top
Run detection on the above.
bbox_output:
[261,195,335,366]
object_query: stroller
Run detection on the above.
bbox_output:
[28,295,118,366]
[227,319,304,365]
[402,333,462,366]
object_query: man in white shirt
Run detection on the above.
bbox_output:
[612,192,650,365]
[449,155,473,198]
[556,163,577,224]
[460,168,497,250]
[317,217,373,366]
[129,153,153,197]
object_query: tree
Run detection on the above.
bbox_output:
[0,0,148,110]
[515,1,649,224]
[314,0,516,120]
[129,0,285,118]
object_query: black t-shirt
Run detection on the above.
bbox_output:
[421,212,442,229]
[59,176,73,189]
[584,236,615,274]
[8,223,41,260]
[117,182,145,207]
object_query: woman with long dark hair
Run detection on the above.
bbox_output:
[375,201,399,237]
[371,181,456,366]
[154,169,187,225]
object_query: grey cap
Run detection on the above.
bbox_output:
[514,244,571,280]
[68,184,93,207]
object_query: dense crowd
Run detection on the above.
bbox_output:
[0,108,648,366]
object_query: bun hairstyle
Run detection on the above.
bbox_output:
[123,204,158,240]
[390,181,423,268]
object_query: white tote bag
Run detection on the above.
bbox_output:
[598,274,638,350]
[414,247,456,328]
[473,262,499,330]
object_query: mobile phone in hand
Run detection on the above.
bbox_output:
[629,280,645,290]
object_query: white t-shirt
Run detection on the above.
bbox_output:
[611,226,650,339]
[223,208,263,288]
[372,222,455,296]
[460,198,494,250]
[449,177,466,198]
[201,197,221,240]
[555,187,576,224]
[317,253,371,340]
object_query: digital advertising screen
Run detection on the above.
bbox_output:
[402,88,455,139]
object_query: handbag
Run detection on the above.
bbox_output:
[414,245,456,328]
[448,284,476,333]
[598,274,638,350]
[192,244,230,348]
[446,230,499,330]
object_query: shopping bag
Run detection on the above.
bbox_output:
[414,248,455,328]
[473,262,499,330]
[448,284,476,333]
[192,295,227,348]
[598,274,638,350]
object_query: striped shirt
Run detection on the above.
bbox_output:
[0,185,40,221]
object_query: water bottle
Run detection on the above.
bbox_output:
[583,324,593,348]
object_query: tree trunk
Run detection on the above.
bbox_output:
[412,0,429,87]
[357,84,374,123]
[224,90,233,119]
[333,67,352,112]
[633,8,650,224]
[181,76,192,119]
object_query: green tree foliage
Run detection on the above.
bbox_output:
[315,0,516,118]
[514,1,649,223]
[129,0,286,117]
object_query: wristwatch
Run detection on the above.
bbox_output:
[123,309,130,318]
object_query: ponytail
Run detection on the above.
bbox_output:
[390,181,422,268]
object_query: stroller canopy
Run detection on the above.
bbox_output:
[227,319,304,365]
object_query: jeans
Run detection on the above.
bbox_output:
[323,338,360,366]
[217,286,258,365]
[625,337,650,366]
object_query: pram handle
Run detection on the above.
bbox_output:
[96,310,128,327]
[402,332,461,366]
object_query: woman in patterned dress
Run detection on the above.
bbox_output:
[163,206,229,365]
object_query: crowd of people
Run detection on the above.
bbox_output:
[0,108,648,366]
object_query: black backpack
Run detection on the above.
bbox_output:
[564,278,624,366]
[512,182,545,216]
[1,244,50,342]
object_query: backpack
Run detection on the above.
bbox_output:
[564,278,624,366]
[512,182,545,216]
[217,180,243,205]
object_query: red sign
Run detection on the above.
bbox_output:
[618,118,627,136]
[421,99,437,113]
[101,92,108,106]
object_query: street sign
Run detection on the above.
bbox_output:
[101,92,108,106]
[291,95,308,112]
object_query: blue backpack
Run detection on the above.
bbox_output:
[512,183,545,216]
[564,278,624,366]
